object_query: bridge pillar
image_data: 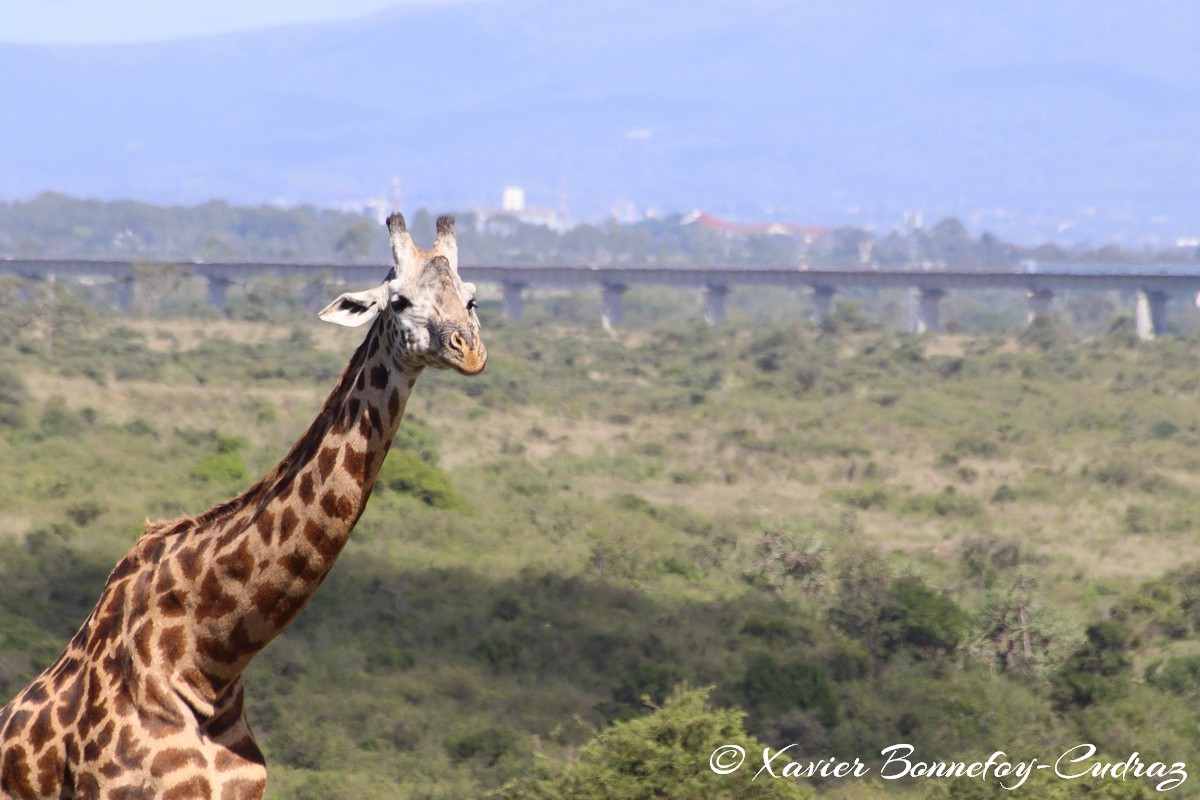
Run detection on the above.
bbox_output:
[206,276,235,309]
[912,288,945,334]
[502,281,527,321]
[601,283,628,331]
[1135,290,1168,340]
[810,285,836,324]
[1026,289,1055,325]
[704,284,730,326]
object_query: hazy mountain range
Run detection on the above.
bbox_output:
[2,0,1198,246]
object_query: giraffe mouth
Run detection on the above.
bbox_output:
[452,354,487,375]
[449,344,488,375]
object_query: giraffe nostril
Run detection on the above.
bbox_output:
[449,331,466,352]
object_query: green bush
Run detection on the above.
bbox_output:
[1148,419,1179,439]
[952,434,1000,458]
[1110,580,1190,639]
[835,485,890,511]
[880,576,968,656]
[391,416,441,465]
[901,487,986,520]
[375,450,467,511]
[39,399,85,438]
[613,492,658,516]
[474,632,524,674]
[445,726,518,767]
[960,535,1022,582]
[498,687,813,800]
[65,501,102,528]
[1089,457,1144,488]
[364,642,416,673]
[1145,655,1200,695]
[740,612,800,643]
[1019,313,1068,350]
[990,483,1017,503]
[739,653,839,726]
[191,435,249,483]
[602,661,686,721]
[1051,621,1135,709]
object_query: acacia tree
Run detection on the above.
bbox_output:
[0,277,91,358]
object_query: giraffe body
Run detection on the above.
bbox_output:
[0,214,485,799]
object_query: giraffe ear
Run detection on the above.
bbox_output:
[318,288,383,327]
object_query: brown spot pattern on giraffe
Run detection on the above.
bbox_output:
[1,744,36,797]
[158,626,187,665]
[320,491,353,521]
[108,784,153,800]
[298,472,315,504]
[158,588,187,618]
[343,446,366,482]
[317,446,339,480]
[164,775,213,799]
[277,507,299,543]
[35,748,62,796]
[151,748,207,778]
[193,570,239,623]
[176,545,203,581]
[26,705,53,755]
[254,509,275,546]
[216,539,254,584]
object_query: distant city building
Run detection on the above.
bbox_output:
[476,186,578,233]
[502,187,526,213]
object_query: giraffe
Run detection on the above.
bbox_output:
[0,213,486,800]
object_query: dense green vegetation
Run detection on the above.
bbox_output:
[1,278,1199,798]
[5,192,1199,268]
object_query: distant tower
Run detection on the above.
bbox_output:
[503,186,526,213]
[904,210,923,267]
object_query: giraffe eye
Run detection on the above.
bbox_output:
[391,296,412,313]
[466,299,477,313]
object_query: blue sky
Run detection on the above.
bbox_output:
[0,0,423,44]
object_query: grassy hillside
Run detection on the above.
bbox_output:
[1,290,1197,798]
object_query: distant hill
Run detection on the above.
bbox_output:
[2,0,1198,245]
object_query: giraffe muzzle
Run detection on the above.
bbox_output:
[447,330,487,375]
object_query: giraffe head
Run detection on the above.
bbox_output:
[319,213,487,375]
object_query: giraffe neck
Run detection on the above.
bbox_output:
[139,318,421,714]
[0,323,415,799]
